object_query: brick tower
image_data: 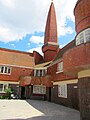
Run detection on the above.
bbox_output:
[74,0,90,120]
[42,1,59,62]
[74,0,90,34]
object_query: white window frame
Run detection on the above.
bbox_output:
[33,85,46,94]
[58,84,67,98]
[76,28,90,46]
[34,69,47,77]
[0,84,8,93]
[0,66,11,75]
[56,62,63,74]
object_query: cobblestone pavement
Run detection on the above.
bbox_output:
[0,100,80,120]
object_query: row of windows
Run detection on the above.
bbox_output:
[0,64,63,75]
[76,28,90,46]
[34,69,47,77]
[0,66,11,74]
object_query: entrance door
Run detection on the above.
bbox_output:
[21,87,26,99]
[49,87,51,101]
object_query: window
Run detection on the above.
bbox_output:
[0,66,11,75]
[58,84,67,98]
[0,84,8,92]
[76,28,90,46]
[33,85,46,94]
[34,69,47,77]
[57,62,63,73]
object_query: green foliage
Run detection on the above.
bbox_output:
[0,87,13,99]
[5,87,13,98]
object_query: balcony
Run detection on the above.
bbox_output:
[19,75,53,87]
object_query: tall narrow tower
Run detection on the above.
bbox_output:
[42,1,59,62]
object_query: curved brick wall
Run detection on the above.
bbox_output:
[74,0,90,34]
[63,43,90,76]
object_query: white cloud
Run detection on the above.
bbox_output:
[0,0,78,43]
[1,0,15,8]
[10,43,15,48]
[58,23,74,36]
[27,46,43,55]
[29,36,44,44]
[0,26,26,42]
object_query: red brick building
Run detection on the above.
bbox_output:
[0,0,90,120]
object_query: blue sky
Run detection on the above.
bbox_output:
[0,0,77,55]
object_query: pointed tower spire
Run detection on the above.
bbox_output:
[42,2,59,62]
[44,1,58,44]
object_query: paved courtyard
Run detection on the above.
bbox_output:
[0,100,80,120]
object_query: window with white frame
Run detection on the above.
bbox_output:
[76,28,90,46]
[58,84,67,98]
[0,66,11,75]
[57,62,63,73]
[34,69,47,77]
[0,84,8,92]
[33,85,46,94]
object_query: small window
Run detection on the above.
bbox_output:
[1,66,4,73]
[5,67,7,73]
[0,84,8,92]
[57,62,63,73]
[0,84,3,91]
[0,66,11,75]
[58,84,67,98]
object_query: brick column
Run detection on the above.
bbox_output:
[78,70,90,120]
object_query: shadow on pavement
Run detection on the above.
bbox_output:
[6,114,79,120]
[7,100,80,120]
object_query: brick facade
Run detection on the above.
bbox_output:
[0,1,90,119]
[63,42,90,76]
[33,51,43,65]
[0,66,33,82]
[74,0,90,34]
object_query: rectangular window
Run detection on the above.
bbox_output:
[0,84,8,92]
[33,85,46,94]
[34,69,47,77]
[0,66,11,75]
[58,84,67,98]
[57,62,63,73]
[0,84,3,92]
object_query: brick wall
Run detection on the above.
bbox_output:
[33,51,43,64]
[48,63,76,82]
[63,43,90,75]
[51,83,79,110]
[74,0,90,33]
[0,66,33,82]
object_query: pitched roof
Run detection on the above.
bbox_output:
[0,47,34,67]
[34,61,52,68]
